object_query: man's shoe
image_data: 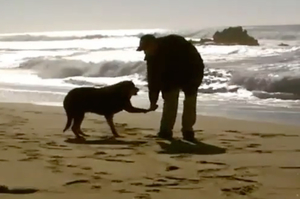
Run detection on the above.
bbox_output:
[182,131,197,142]
[157,131,173,140]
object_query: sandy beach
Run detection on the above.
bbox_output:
[0,102,299,199]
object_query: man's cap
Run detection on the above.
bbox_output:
[136,34,156,51]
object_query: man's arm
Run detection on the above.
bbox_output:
[146,55,162,107]
[124,100,155,113]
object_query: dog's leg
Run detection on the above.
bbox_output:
[71,113,85,139]
[75,113,89,137]
[105,114,120,137]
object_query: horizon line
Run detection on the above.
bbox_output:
[0,23,299,35]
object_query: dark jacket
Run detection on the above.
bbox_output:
[145,34,205,105]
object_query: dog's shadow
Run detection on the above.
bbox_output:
[64,137,146,146]
[157,139,226,155]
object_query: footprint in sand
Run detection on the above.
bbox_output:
[91,185,102,189]
[234,166,269,177]
[73,172,86,176]
[170,154,192,159]
[197,161,227,166]
[103,158,134,163]
[7,145,22,149]
[225,130,241,134]
[250,133,298,138]
[145,182,179,188]
[14,133,26,137]
[220,139,240,142]
[221,185,257,196]
[133,176,200,190]
[166,166,180,171]
[115,189,133,193]
[247,143,261,148]
[24,111,42,115]
[125,127,155,131]
[64,180,90,186]
[146,189,160,193]
[41,142,72,151]
[111,180,123,183]
[134,193,151,199]
[50,155,64,159]
[116,123,128,127]
[203,174,258,183]
[94,151,107,155]
[94,171,110,175]
[198,168,223,174]
[92,175,102,180]
[19,140,39,144]
[81,167,92,171]
[164,176,200,184]
[67,164,77,168]
[254,150,272,153]
[19,150,41,162]
[131,182,144,186]
[47,158,63,166]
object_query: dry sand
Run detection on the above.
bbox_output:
[0,102,299,199]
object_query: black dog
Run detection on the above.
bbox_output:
[63,80,156,139]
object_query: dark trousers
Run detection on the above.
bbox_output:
[160,89,197,134]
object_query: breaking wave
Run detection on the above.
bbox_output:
[19,58,147,78]
[0,31,169,42]
[12,57,293,100]
[17,57,300,99]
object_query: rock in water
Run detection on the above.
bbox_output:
[278,43,289,46]
[213,26,259,46]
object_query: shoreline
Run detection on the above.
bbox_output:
[2,99,300,128]
[23,101,300,128]
[0,80,300,127]
[2,101,300,131]
[1,79,300,127]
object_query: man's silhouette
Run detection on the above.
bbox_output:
[137,34,205,141]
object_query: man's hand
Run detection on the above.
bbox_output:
[149,104,158,111]
[141,104,158,114]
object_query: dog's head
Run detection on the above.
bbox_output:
[117,80,139,97]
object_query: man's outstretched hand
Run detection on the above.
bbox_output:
[142,104,158,113]
[148,104,158,111]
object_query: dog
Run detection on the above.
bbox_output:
[62,80,157,139]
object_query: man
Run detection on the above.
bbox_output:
[137,34,205,142]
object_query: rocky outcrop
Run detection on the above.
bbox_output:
[213,26,259,46]
[190,26,259,46]
[278,43,289,47]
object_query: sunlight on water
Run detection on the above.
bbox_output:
[0,26,300,124]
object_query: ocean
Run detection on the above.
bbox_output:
[0,25,300,125]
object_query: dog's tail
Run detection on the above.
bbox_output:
[63,111,73,132]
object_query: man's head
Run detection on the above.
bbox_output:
[136,34,157,55]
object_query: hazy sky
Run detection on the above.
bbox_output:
[0,0,299,33]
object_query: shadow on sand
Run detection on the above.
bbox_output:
[0,185,39,194]
[157,139,226,155]
[64,137,146,146]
